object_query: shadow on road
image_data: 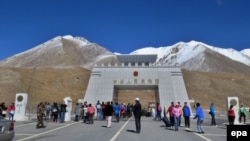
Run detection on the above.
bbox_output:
[126,129,137,133]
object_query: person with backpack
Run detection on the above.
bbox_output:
[209,103,217,126]
[52,103,59,123]
[120,103,126,118]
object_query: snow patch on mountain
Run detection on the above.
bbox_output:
[130,40,250,66]
[241,49,250,57]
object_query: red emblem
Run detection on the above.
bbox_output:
[133,71,138,77]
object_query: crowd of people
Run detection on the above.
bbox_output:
[0,102,16,121]
[34,98,142,132]
[1,99,249,133]
[153,101,250,134]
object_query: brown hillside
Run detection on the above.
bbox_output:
[0,67,90,106]
[0,67,250,110]
[182,70,250,110]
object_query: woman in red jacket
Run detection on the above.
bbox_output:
[228,105,235,125]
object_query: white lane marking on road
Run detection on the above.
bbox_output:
[15,134,36,136]
[194,133,212,141]
[204,134,226,136]
[17,122,78,141]
[110,118,131,141]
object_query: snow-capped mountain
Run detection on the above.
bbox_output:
[130,41,250,73]
[0,35,249,73]
[0,35,118,69]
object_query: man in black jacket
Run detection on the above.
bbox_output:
[133,97,142,133]
[104,101,113,128]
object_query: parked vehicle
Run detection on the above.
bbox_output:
[0,115,15,141]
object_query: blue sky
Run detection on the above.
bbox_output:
[0,0,250,61]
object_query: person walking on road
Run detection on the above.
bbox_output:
[239,104,247,124]
[166,101,175,128]
[74,103,81,122]
[155,102,162,121]
[133,97,142,133]
[52,103,59,123]
[60,101,67,123]
[193,102,205,134]
[105,101,113,128]
[7,103,15,121]
[182,102,191,128]
[209,103,216,126]
[36,102,46,129]
[87,103,95,124]
[228,105,235,125]
[173,102,181,131]
[114,102,120,122]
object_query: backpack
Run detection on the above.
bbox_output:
[96,104,101,109]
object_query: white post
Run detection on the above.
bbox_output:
[14,93,28,121]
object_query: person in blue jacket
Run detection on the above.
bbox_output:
[209,103,216,126]
[113,102,120,122]
[193,102,205,134]
[182,102,191,128]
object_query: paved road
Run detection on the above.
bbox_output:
[13,116,227,141]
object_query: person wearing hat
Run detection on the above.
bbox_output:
[133,97,142,133]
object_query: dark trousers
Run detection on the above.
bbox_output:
[184,116,190,128]
[88,113,94,124]
[9,113,14,121]
[211,114,216,125]
[170,116,175,127]
[228,116,235,125]
[115,114,120,122]
[135,117,141,133]
[83,115,88,123]
[239,112,246,123]
[75,115,79,121]
[53,114,58,122]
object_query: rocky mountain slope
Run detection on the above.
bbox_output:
[0,35,118,69]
